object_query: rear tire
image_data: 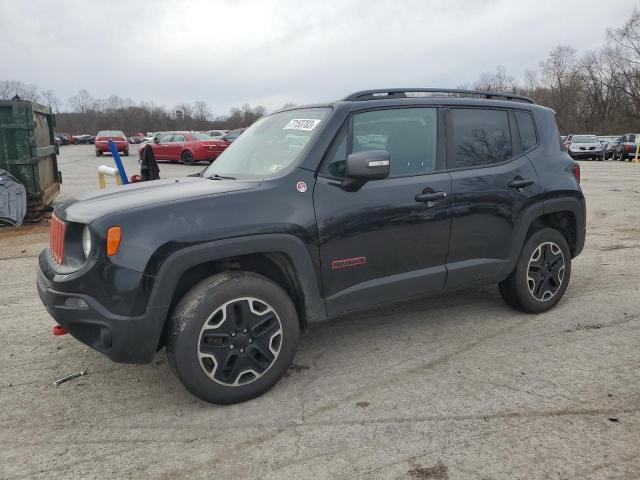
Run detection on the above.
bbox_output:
[499,228,571,313]
[123,150,129,157]
[182,150,196,165]
[96,150,103,157]
[166,271,300,404]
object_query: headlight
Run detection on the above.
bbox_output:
[82,225,92,258]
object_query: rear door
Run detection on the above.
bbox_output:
[168,133,187,160]
[445,107,543,287]
[314,107,452,316]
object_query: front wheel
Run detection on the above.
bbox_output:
[166,271,300,404]
[182,150,196,165]
[499,228,571,313]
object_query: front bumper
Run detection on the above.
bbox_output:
[37,251,164,364]
[569,150,601,159]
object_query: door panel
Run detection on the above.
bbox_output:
[315,174,451,315]
[314,106,451,316]
[153,133,174,160]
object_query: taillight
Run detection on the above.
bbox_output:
[49,214,66,264]
[572,164,580,184]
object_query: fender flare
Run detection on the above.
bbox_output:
[503,195,586,277]
[145,233,326,338]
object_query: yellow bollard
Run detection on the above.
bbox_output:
[97,165,122,189]
[633,143,640,163]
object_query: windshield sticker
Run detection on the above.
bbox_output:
[283,119,321,131]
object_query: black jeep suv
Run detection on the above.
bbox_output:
[37,88,585,404]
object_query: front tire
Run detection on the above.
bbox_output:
[499,228,571,313]
[166,271,300,404]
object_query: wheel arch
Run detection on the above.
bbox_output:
[147,234,326,350]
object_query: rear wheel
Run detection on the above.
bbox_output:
[96,150,103,157]
[182,150,196,165]
[123,149,129,157]
[499,228,571,313]
[166,271,300,404]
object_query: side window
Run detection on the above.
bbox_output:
[172,134,186,142]
[158,133,173,143]
[515,111,537,151]
[450,109,513,168]
[321,108,438,178]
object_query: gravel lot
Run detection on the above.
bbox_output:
[1,146,639,479]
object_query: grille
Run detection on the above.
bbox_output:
[50,214,66,264]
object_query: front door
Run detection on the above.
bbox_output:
[314,107,452,316]
[153,133,174,160]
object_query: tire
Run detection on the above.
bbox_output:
[182,150,196,165]
[499,228,571,314]
[123,150,129,157]
[96,150,103,157]
[166,271,300,404]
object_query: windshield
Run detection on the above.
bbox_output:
[572,135,598,143]
[202,108,330,179]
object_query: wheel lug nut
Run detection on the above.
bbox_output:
[248,339,252,343]
[229,344,234,350]
[240,348,244,353]
[231,332,236,337]
[243,328,247,333]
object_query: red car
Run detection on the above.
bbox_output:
[141,129,244,165]
[95,130,129,157]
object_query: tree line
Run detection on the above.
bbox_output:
[2,8,639,136]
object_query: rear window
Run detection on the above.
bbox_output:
[98,130,125,137]
[191,132,211,140]
[450,109,513,168]
[572,135,598,143]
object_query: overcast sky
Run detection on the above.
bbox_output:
[0,0,637,116]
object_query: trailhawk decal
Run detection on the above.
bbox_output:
[283,119,321,131]
[331,256,367,270]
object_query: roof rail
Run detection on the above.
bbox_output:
[343,88,535,104]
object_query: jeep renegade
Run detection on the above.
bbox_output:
[37,88,586,404]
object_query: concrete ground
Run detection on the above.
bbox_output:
[1,146,639,479]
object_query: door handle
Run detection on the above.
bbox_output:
[415,191,447,203]
[508,178,534,189]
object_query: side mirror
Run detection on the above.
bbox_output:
[153,137,160,144]
[345,150,390,181]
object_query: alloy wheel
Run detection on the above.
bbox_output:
[527,241,566,301]
[197,297,283,386]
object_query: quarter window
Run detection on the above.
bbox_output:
[322,108,438,178]
[450,109,512,167]
[515,111,537,151]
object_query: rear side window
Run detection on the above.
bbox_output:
[450,109,512,168]
[515,111,537,151]
[172,134,186,142]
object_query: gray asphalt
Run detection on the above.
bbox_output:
[1,145,639,479]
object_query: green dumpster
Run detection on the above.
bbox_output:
[0,99,61,219]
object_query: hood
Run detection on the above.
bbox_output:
[57,177,260,224]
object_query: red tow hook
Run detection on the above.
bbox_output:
[52,325,68,336]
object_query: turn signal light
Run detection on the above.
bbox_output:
[572,164,581,184]
[106,226,122,256]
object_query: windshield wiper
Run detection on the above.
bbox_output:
[205,174,236,180]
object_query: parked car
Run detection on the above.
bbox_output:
[54,132,69,146]
[598,135,621,160]
[614,133,640,161]
[141,130,242,165]
[37,88,585,404]
[204,129,229,139]
[94,130,129,156]
[75,134,96,145]
[565,134,603,160]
